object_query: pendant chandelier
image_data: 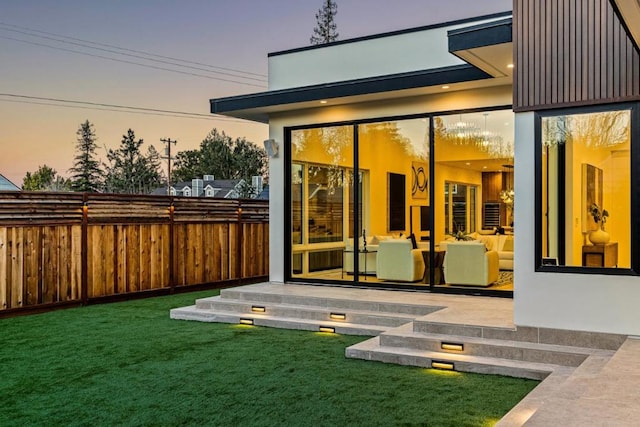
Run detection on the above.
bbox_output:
[445,115,480,142]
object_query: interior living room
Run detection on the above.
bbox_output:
[289,108,516,293]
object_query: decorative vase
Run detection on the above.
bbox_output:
[589,224,610,245]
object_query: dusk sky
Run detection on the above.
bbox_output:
[1,0,511,186]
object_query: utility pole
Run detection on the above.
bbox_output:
[160,138,177,195]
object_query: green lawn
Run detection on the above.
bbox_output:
[0,290,537,426]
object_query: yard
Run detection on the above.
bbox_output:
[0,290,537,426]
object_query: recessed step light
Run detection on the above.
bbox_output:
[431,360,455,371]
[251,306,266,313]
[330,313,346,320]
[441,342,464,352]
[239,318,254,325]
[319,326,336,333]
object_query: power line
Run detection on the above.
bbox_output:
[0,35,267,88]
[0,21,267,78]
[0,25,267,83]
[0,93,259,124]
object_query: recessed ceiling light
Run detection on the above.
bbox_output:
[441,85,450,89]
[465,162,471,166]
[507,63,514,69]
[483,166,487,169]
[320,100,328,104]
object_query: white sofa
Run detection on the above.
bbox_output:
[442,241,500,287]
[440,232,514,271]
[376,239,425,282]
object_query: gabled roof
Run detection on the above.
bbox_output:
[0,174,20,191]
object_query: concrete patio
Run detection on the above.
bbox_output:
[171,282,639,426]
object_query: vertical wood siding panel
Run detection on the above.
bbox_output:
[515,0,640,110]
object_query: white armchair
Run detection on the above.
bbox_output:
[376,239,425,282]
[442,241,499,287]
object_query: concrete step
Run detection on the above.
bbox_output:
[170,305,389,336]
[346,337,573,380]
[378,326,614,368]
[193,296,418,328]
[413,320,627,350]
[219,287,443,316]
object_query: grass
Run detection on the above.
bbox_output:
[0,290,538,426]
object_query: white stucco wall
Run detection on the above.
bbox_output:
[267,85,512,284]
[514,112,640,336]
[268,17,508,90]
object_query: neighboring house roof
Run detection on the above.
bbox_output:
[0,174,20,191]
[150,178,245,198]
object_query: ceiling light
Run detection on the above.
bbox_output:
[507,63,514,69]
[442,85,450,89]
[320,100,328,104]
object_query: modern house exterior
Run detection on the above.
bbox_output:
[209,0,639,336]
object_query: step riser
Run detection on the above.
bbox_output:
[195,301,413,327]
[413,322,627,350]
[171,308,383,336]
[220,289,441,316]
[346,347,550,381]
[379,334,587,367]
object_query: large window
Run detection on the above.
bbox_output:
[286,108,516,292]
[538,105,638,271]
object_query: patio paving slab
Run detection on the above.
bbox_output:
[173,282,639,426]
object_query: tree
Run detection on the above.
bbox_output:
[310,0,338,45]
[69,120,103,192]
[22,165,71,191]
[172,128,267,183]
[103,129,163,194]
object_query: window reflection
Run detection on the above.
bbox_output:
[541,110,630,268]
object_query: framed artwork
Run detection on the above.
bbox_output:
[388,172,406,231]
[411,161,428,199]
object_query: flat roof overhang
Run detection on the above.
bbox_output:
[210,18,513,123]
[448,18,513,79]
[611,0,640,50]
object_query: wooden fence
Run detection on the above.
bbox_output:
[0,192,269,316]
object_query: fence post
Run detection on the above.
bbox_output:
[237,202,243,286]
[81,193,89,305]
[169,198,175,292]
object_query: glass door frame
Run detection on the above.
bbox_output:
[284,105,514,297]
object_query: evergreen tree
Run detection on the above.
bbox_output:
[103,129,163,194]
[310,0,338,45]
[172,128,267,183]
[22,165,71,191]
[69,120,103,192]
